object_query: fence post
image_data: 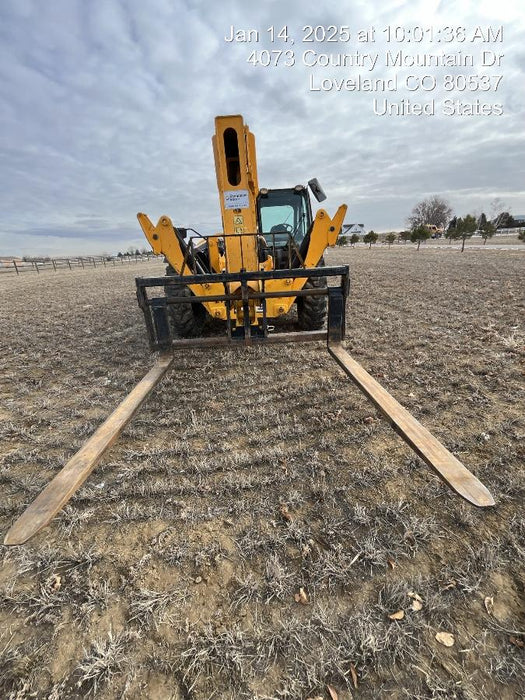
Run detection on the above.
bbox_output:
[13,260,19,275]
[80,258,84,269]
[67,259,72,270]
[52,259,57,271]
[92,257,96,268]
[34,261,39,274]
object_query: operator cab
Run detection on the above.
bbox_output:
[256,179,327,269]
[257,186,313,247]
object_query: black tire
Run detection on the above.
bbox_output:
[296,259,327,331]
[165,263,206,338]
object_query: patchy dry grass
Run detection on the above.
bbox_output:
[1,248,524,699]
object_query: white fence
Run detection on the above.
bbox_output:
[0,254,160,275]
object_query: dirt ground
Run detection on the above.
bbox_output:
[1,246,524,699]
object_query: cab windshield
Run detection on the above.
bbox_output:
[258,189,310,246]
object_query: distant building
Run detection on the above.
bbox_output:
[343,224,365,236]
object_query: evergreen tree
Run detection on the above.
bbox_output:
[385,232,396,246]
[447,215,477,252]
[363,230,378,248]
[410,225,431,250]
[480,219,496,244]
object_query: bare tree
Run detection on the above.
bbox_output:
[490,197,509,220]
[407,195,453,230]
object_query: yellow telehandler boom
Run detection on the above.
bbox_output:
[4,115,494,546]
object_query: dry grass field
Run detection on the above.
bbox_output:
[1,247,524,699]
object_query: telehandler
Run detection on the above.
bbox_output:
[135,114,347,346]
[4,115,494,546]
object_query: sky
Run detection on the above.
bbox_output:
[0,0,524,256]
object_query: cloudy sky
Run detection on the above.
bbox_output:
[1,0,523,256]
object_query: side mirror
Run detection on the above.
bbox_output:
[308,178,327,203]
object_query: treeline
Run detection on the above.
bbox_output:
[116,246,152,257]
[338,226,525,251]
[336,195,525,252]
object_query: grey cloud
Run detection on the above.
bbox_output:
[0,0,523,255]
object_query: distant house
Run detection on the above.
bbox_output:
[343,224,365,236]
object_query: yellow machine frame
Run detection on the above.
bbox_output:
[137,115,347,326]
